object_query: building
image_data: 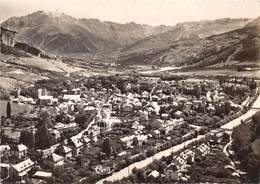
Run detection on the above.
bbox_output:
[160,118,185,135]
[207,129,225,144]
[38,88,54,105]
[55,145,72,159]
[139,110,149,120]
[88,125,100,137]
[131,121,145,130]
[38,148,52,159]
[83,105,97,117]
[0,145,11,158]
[0,163,10,182]
[10,159,35,181]
[151,95,160,102]
[122,103,133,112]
[45,153,64,167]
[50,129,61,141]
[54,122,78,131]
[101,108,111,120]
[63,94,81,102]
[33,171,52,180]
[39,95,54,105]
[142,91,150,99]
[71,88,81,95]
[2,127,27,143]
[69,136,83,156]
[148,170,160,180]
[174,111,183,118]
[14,144,28,160]
[161,113,170,120]
[120,135,136,148]
[185,102,193,111]
[137,134,148,146]
[165,163,179,181]
[153,130,161,139]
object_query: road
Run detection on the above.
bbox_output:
[221,89,260,130]
[70,98,106,140]
[96,90,260,184]
[96,135,206,184]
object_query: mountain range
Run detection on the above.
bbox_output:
[118,18,260,67]
[1,11,173,54]
[1,11,260,67]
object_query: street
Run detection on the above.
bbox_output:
[96,91,260,184]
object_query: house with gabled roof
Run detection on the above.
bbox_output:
[55,145,72,159]
[148,170,160,180]
[44,153,64,167]
[14,144,28,160]
[69,135,83,156]
[10,158,35,181]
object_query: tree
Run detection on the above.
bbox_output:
[6,101,11,118]
[102,138,112,156]
[133,137,139,147]
[49,167,79,184]
[136,169,147,182]
[35,113,54,149]
[20,130,35,148]
[195,86,201,98]
[224,101,231,115]
[196,103,205,113]
[39,111,53,128]
[55,112,70,124]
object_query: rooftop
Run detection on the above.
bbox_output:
[12,158,34,172]
[33,171,52,178]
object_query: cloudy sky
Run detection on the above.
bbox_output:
[0,0,260,26]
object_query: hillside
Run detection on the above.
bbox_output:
[121,18,252,54]
[118,17,260,68]
[1,11,173,54]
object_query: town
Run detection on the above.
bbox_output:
[0,73,259,184]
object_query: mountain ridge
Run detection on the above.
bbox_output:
[1,11,174,54]
[118,17,260,68]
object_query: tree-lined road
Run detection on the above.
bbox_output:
[96,135,206,184]
[221,88,260,129]
[96,89,260,184]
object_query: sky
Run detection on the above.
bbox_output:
[0,0,260,26]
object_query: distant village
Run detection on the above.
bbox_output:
[0,73,258,183]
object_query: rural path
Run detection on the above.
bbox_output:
[96,90,260,184]
[225,47,241,65]
[223,139,245,175]
[223,138,235,167]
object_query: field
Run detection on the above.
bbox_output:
[0,100,31,117]
[7,56,83,73]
